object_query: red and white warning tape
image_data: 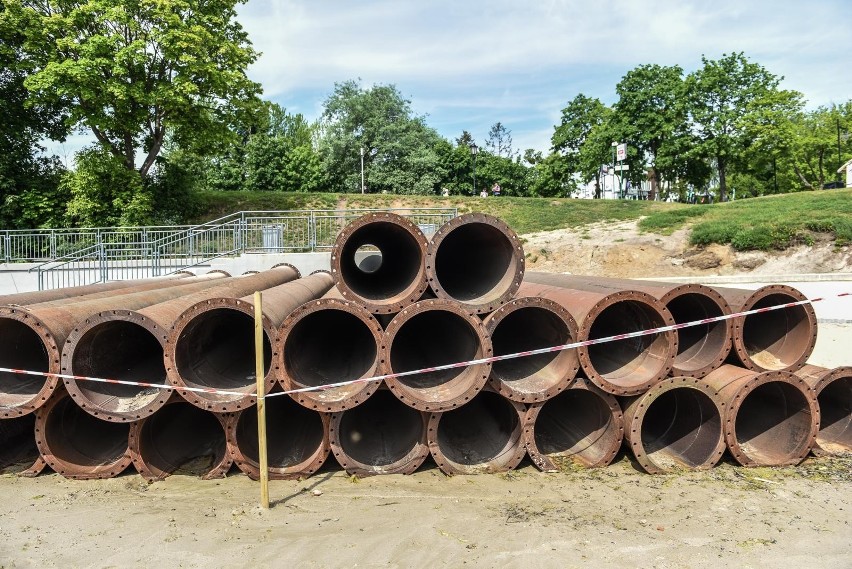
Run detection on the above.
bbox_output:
[0,292,848,400]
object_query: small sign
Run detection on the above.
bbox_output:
[613,164,630,172]
[616,143,627,161]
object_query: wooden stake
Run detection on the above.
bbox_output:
[254,291,270,509]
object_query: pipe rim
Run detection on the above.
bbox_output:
[805,366,852,455]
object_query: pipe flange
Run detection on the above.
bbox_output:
[271,262,302,279]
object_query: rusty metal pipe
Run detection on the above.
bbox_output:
[0,272,231,418]
[514,281,676,396]
[524,378,623,471]
[483,295,580,403]
[60,266,302,421]
[796,364,852,455]
[526,273,731,377]
[331,212,430,314]
[167,271,334,413]
[712,284,817,372]
[384,299,492,412]
[34,389,131,479]
[427,389,526,474]
[703,364,818,466]
[0,273,193,307]
[622,377,726,474]
[227,394,329,480]
[329,388,429,476]
[277,296,384,412]
[129,398,231,482]
[0,414,39,474]
[426,213,524,314]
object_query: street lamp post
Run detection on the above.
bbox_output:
[360,147,365,194]
[470,143,479,196]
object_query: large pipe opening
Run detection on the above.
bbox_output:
[339,221,423,302]
[734,382,813,464]
[665,294,727,373]
[491,306,573,397]
[70,320,165,414]
[533,389,620,467]
[0,319,50,408]
[640,389,722,469]
[432,223,517,303]
[43,397,129,473]
[235,396,324,470]
[742,294,813,370]
[817,376,852,453]
[336,390,424,470]
[136,403,227,477]
[174,309,272,394]
[586,301,669,384]
[0,415,38,472]
[435,391,521,470]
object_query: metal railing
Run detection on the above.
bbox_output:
[20,208,456,289]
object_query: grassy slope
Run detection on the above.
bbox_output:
[193,188,852,250]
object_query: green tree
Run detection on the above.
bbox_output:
[486,122,514,158]
[789,103,852,190]
[552,94,613,198]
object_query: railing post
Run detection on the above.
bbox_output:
[50,230,57,260]
[3,233,10,264]
[99,242,108,283]
[309,211,316,252]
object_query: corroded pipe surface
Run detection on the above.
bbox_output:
[622,377,726,474]
[129,398,231,482]
[713,284,817,373]
[227,394,329,480]
[428,389,526,474]
[482,294,580,403]
[329,388,429,476]
[526,273,732,377]
[61,267,301,421]
[524,378,623,471]
[277,296,383,412]
[384,299,492,412]
[796,364,852,455]
[703,364,818,466]
[426,213,524,314]
[0,273,192,307]
[514,281,676,396]
[0,272,230,418]
[331,212,430,314]
[167,271,333,413]
[34,389,131,479]
[0,414,40,474]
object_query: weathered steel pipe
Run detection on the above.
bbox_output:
[128,398,231,481]
[277,293,383,412]
[167,271,334,413]
[512,281,676,396]
[331,212,430,314]
[227,394,329,480]
[60,266,302,421]
[329,388,429,476]
[428,388,526,474]
[796,364,852,455]
[712,284,817,372]
[0,414,40,474]
[703,364,818,466]
[482,293,580,403]
[526,273,732,377]
[524,378,623,471]
[0,272,230,418]
[383,299,492,412]
[0,273,193,307]
[622,377,726,474]
[34,389,131,479]
[426,213,524,314]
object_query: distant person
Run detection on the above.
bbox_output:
[479,189,488,198]
[441,187,450,197]
[491,182,501,196]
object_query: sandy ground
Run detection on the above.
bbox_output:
[2,221,851,569]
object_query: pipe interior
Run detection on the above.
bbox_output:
[735,382,812,463]
[284,309,377,401]
[71,321,165,412]
[533,389,618,466]
[338,390,423,467]
[491,306,571,394]
[434,223,516,302]
[174,309,272,393]
[138,403,226,476]
[390,310,480,399]
[45,397,129,467]
[586,301,668,382]
[0,318,51,406]
[0,415,38,470]
[817,377,852,452]
[235,396,324,468]
[742,294,812,369]
[641,389,721,469]
[340,222,423,301]
[436,391,519,467]
[665,294,727,371]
